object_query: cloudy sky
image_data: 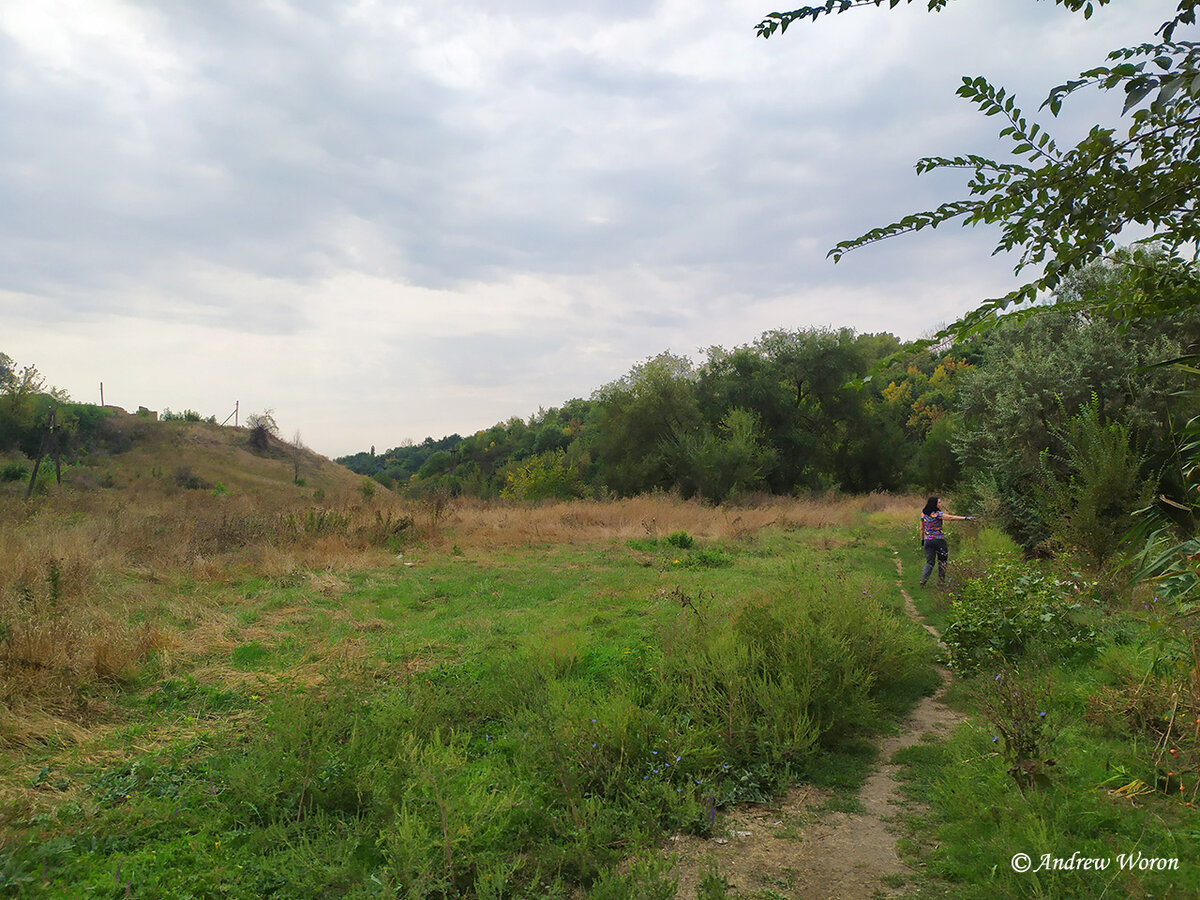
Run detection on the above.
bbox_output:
[0,0,1179,456]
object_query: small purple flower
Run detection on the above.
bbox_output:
[995,674,1001,681]
[992,736,999,743]
[1039,711,1046,718]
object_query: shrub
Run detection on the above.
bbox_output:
[0,460,28,483]
[161,408,203,422]
[977,666,1056,791]
[1034,398,1153,567]
[245,409,279,451]
[173,466,206,490]
[664,530,694,549]
[942,561,1096,675]
[500,448,587,501]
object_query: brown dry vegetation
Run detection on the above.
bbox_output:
[438,491,914,547]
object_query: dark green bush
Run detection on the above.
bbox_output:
[0,460,28,482]
[664,530,694,549]
[942,561,1096,675]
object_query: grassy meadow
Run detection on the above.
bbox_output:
[5,418,1200,900]
[0,465,939,898]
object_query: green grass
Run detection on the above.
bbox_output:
[0,517,936,899]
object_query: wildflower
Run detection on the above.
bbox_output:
[676,755,682,762]
[1039,711,1046,718]
[994,674,1001,681]
[992,736,999,743]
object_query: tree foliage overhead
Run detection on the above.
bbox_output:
[757,0,1200,337]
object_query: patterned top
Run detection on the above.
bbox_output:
[921,512,945,541]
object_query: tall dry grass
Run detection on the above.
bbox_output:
[437,491,919,549]
[0,485,406,746]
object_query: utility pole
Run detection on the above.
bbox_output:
[26,407,62,499]
[100,381,104,406]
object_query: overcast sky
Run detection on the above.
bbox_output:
[0,0,1181,457]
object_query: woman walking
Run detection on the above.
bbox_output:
[920,497,973,586]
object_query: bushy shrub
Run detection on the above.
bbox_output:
[245,409,279,451]
[500,448,587,501]
[664,530,694,549]
[1034,399,1153,567]
[942,561,1096,675]
[0,460,28,482]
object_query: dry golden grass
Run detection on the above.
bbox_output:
[436,491,919,549]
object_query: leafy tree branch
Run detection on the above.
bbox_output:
[758,0,1200,339]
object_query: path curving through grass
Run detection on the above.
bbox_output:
[670,551,963,899]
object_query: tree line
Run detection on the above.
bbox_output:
[340,251,1199,559]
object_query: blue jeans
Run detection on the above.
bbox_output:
[922,539,948,584]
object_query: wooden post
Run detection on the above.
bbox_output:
[26,408,60,499]
[235,400,239,427]
[100,382,104,406]
[52,408,61,485]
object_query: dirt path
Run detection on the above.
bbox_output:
[670,553,963,899]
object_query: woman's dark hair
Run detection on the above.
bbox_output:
[922,497,940,516]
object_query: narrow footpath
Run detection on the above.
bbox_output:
[670,552,963,899]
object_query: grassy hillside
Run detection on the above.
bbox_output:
[2,410,365,500]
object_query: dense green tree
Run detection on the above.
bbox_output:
[697,329,895,491]
[665,408,778,501]
[591,352,702,495]
[953,309,1193,548]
